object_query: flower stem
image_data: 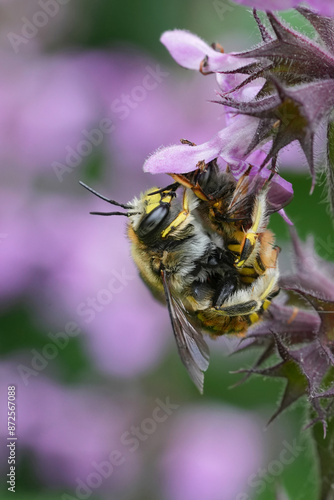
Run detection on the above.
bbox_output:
[327,121,334,218]
[313,409,334,500]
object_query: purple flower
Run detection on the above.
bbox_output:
[232,0,334,17]
[144,114,293,221]
[160,30,262,103]
[145,27,296,219]
[144,115,260,175]
[217,11,334,195]
[160,30,251,73]
[155,10,334,212]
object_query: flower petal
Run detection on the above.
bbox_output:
[216,73,265,101]
[241,162,294,216]
[143,115,259,174]
[228,147,268,179]
[160,30,251,73]
[143,113,293,221]
[302,1,334,17]
[266,173,294,213]
[278,208,293,225]
[143,137,223,175]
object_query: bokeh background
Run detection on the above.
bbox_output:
[0,1,332,499]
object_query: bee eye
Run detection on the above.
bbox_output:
[138,204,169,237]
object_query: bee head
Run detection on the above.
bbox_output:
[79,182,176,241]
[128,187,175,240]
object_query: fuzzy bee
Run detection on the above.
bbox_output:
[80,167,279,393]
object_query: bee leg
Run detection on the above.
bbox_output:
[235,188,268,268]
[161,189,191,238]
[215,300,259,316]
[213,271,240,307]
[234,169,278,269]
[213,299,265,326]
[169,173,195,190]
[169,173,210,202]
[215,266,279,322]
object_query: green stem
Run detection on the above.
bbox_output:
[326,121,334,218]
[313,410,334,500]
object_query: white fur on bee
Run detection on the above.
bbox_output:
[167,217,217,292]
[127,193,149,231]
[251,190,270,233]
[241,189,270,267]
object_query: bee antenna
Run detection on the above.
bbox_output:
[90,211,140,217]
[79,181,132,209]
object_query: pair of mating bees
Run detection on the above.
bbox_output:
[81,160,280,392]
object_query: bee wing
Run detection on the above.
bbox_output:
[225,175,254,222]
[161,271,210,393]
[226,174,266,222]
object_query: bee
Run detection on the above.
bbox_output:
[80,168,279,393]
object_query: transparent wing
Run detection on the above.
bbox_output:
[225,172,271,223]
[162,271,210,393]
[226,173,255,222]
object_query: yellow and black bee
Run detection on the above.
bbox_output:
[80,167,279,392]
